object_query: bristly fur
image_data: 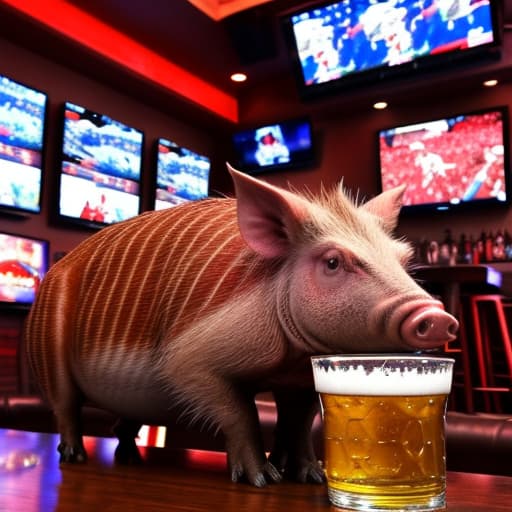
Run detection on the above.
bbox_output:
[286,181,413,272]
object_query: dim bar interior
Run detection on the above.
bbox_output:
[1,1,512,510]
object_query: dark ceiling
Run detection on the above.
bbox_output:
[65,0,306,96]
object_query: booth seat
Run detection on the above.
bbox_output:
[1,395,511,477]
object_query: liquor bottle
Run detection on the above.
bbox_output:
[472,235,480,264]
[428,240,439,264]
[493,230,506,261]
[484,230,494,262]
[504,230,512,261]
[458,233,472,264]
[477,231,486,262]
[439,229,453,265]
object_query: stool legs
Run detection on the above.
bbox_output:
[444,297,474,413]
[458,311,474,413]
[469,295,512,413]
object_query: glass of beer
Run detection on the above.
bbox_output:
[311,354,454,511]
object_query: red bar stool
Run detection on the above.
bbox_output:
[444,303,475,413]
[469,294,512,413]
[443,295,475,413]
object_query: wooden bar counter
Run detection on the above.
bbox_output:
[1,428,511,512]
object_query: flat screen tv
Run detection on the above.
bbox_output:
[282,0,501,99]
[0,232,49,309]
[154,138,211,210]
[377,106,510,213]
[232,117,315,174]
[0,74,47,214]
[57,102,143,229]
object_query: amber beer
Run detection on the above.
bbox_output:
[311,355,454,511]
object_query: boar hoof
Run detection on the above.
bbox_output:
[230,467,266,488]
[57,442,87,463]
[296,462,326,484]
[114,439,143,465]
[230,460,282,487]
[269,451,325,484]
[263,460,284,484]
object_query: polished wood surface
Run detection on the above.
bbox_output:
[1,429,511,512]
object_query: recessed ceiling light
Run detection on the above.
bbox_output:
[230,72,247,83]
[373,101,388,110]
[483,79,498,87]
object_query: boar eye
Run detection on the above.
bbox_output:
[322,249,359,275]
[322,250,343,275]
[326,257,339,271]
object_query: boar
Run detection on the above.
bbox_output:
[24,164,458,487]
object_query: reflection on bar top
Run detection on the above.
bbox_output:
[486,266,502,288]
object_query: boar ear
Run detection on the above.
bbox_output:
[228,163,309,258]
[361,184,406,232]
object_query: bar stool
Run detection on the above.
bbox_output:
[443,296,475,413]
[468,294,512,413]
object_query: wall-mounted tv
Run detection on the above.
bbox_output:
[282,0,501,99]
[0,232,49,309]
[377,106,510,213]
[0,74,47,214]
[57,102,143,229]
[232,117,315,174]
[154,138,210,210]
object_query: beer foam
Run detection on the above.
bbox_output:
[311,355,454,396]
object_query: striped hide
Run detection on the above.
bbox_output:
[24,198,272,414]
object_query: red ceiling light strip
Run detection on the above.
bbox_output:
[3,0,238,123]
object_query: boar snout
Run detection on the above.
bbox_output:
[400,304,459,349]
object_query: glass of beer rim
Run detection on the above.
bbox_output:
[311,354,455,512]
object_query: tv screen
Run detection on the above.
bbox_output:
[232,117,314,174]
[283,0,500,98]
[0,74,47,214]
[154,138,210,210]
[57,102,143,228]
[0,232,49,308]
[377,107,509,213]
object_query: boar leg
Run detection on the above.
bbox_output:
[166,308,285,486]
[170,360,282,486]
[269,388,324,483]
[113,419,143,464]
[222,392,283,487]
[54,388,87,463]
[25,273,87,463]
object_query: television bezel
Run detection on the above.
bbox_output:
[0,73,48,217]
[152,138,211,210]
[231,116,316,175]
[0,230,49,310]
[54,101,144,231]
[281,0,503,100]
[376,105,511,215]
